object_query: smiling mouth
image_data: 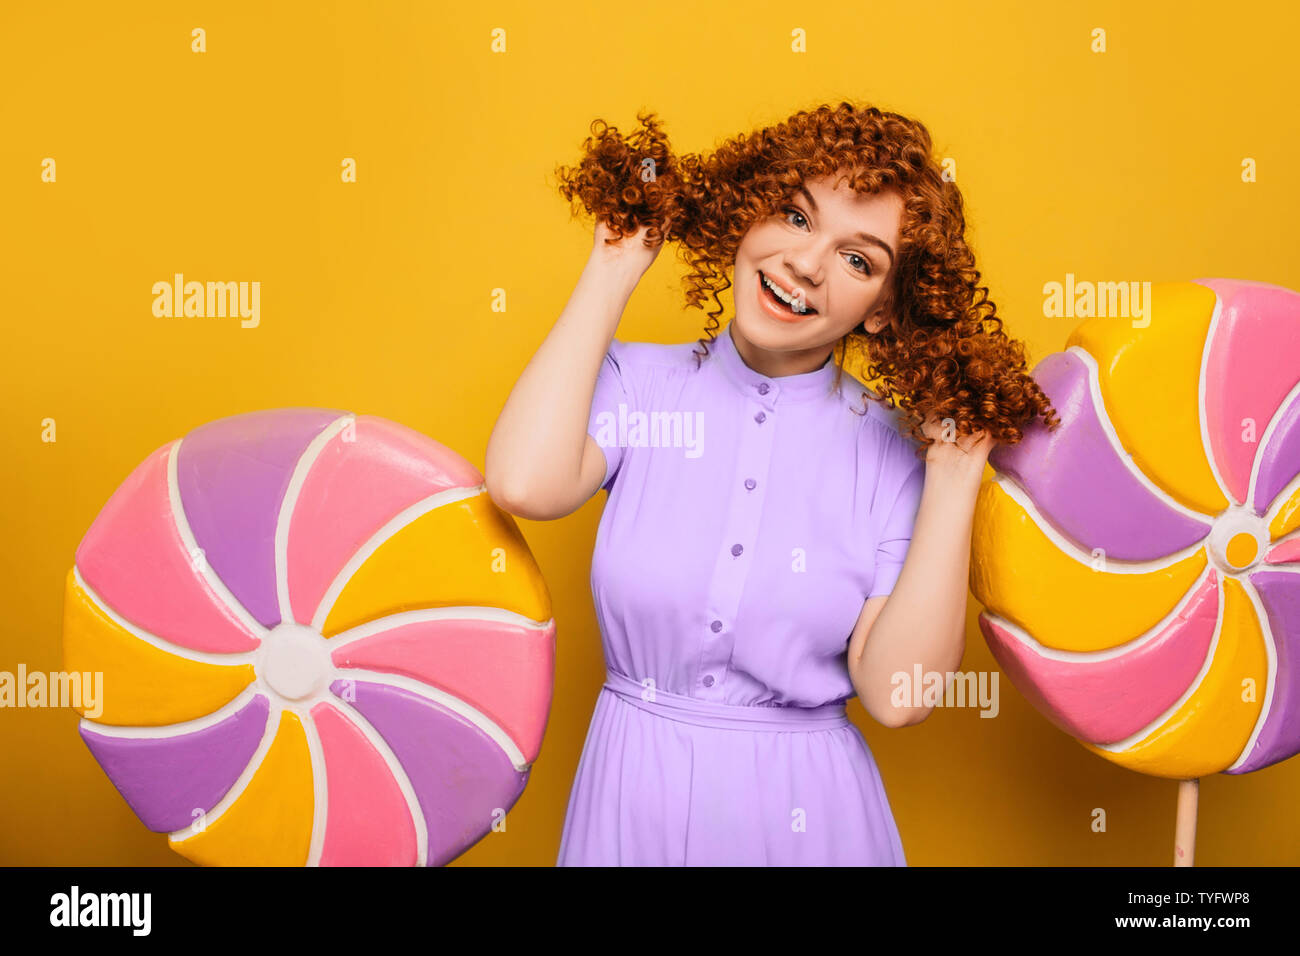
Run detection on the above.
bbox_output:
[758,271,818,316]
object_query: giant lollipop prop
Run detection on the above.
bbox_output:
[63,408,555,866]
[971,278,1300,864]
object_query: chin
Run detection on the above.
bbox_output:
[731,309,790,350]
[734,307,833,353]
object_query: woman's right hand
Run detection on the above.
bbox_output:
[589,219,667,279]
[488,217,657,520]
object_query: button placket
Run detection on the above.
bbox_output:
[697,388,776,697]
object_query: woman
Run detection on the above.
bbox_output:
[485,102,1059,865]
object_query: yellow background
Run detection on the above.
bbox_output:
[2,0,1298,865]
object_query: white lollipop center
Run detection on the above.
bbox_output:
[260,623,332,701]
[1205,505,1268,574]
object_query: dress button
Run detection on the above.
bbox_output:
[731,543,743,556]
[702,675,715,687]
[757,382,770,395]
[744,478,756,490]
[754,411,766,424]
[710,619,723,632]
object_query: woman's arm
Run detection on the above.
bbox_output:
[484,222,662,521]
[847,424,994,727]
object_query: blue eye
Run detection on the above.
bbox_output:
[846,253,872,276]
[782,206,808,229]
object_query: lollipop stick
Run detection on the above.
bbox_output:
[1173,778,1198,866]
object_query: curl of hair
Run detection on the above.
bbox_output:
[553,102,1061,456]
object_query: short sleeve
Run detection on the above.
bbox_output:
[586,339,630,493]
[868,455,925,599]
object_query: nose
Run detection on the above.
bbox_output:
[785,244,822,286]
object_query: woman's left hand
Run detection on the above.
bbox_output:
[920,413,996,473]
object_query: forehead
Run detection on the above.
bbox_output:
[797,175,903,241]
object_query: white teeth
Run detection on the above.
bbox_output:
[761,273,810,313]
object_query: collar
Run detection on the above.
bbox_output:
[712,321,839,405]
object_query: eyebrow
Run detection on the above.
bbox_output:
[796,184,895,266]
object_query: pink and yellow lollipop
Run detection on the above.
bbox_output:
[63,408,554,865]
[972,278,1300,781]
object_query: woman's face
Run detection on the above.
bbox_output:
[731,173,903,377]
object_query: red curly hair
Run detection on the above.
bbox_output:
[554,101,1060,455]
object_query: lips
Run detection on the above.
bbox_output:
[757,271,817,320]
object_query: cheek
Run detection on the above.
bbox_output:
[831,279,876,315]
[738,221,785,255]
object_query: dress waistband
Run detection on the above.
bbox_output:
[601,669,850,732]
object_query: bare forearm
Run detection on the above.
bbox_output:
[854,457,985,725]
[484,256,639,507]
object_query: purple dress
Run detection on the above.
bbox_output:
[556,321,926,866]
